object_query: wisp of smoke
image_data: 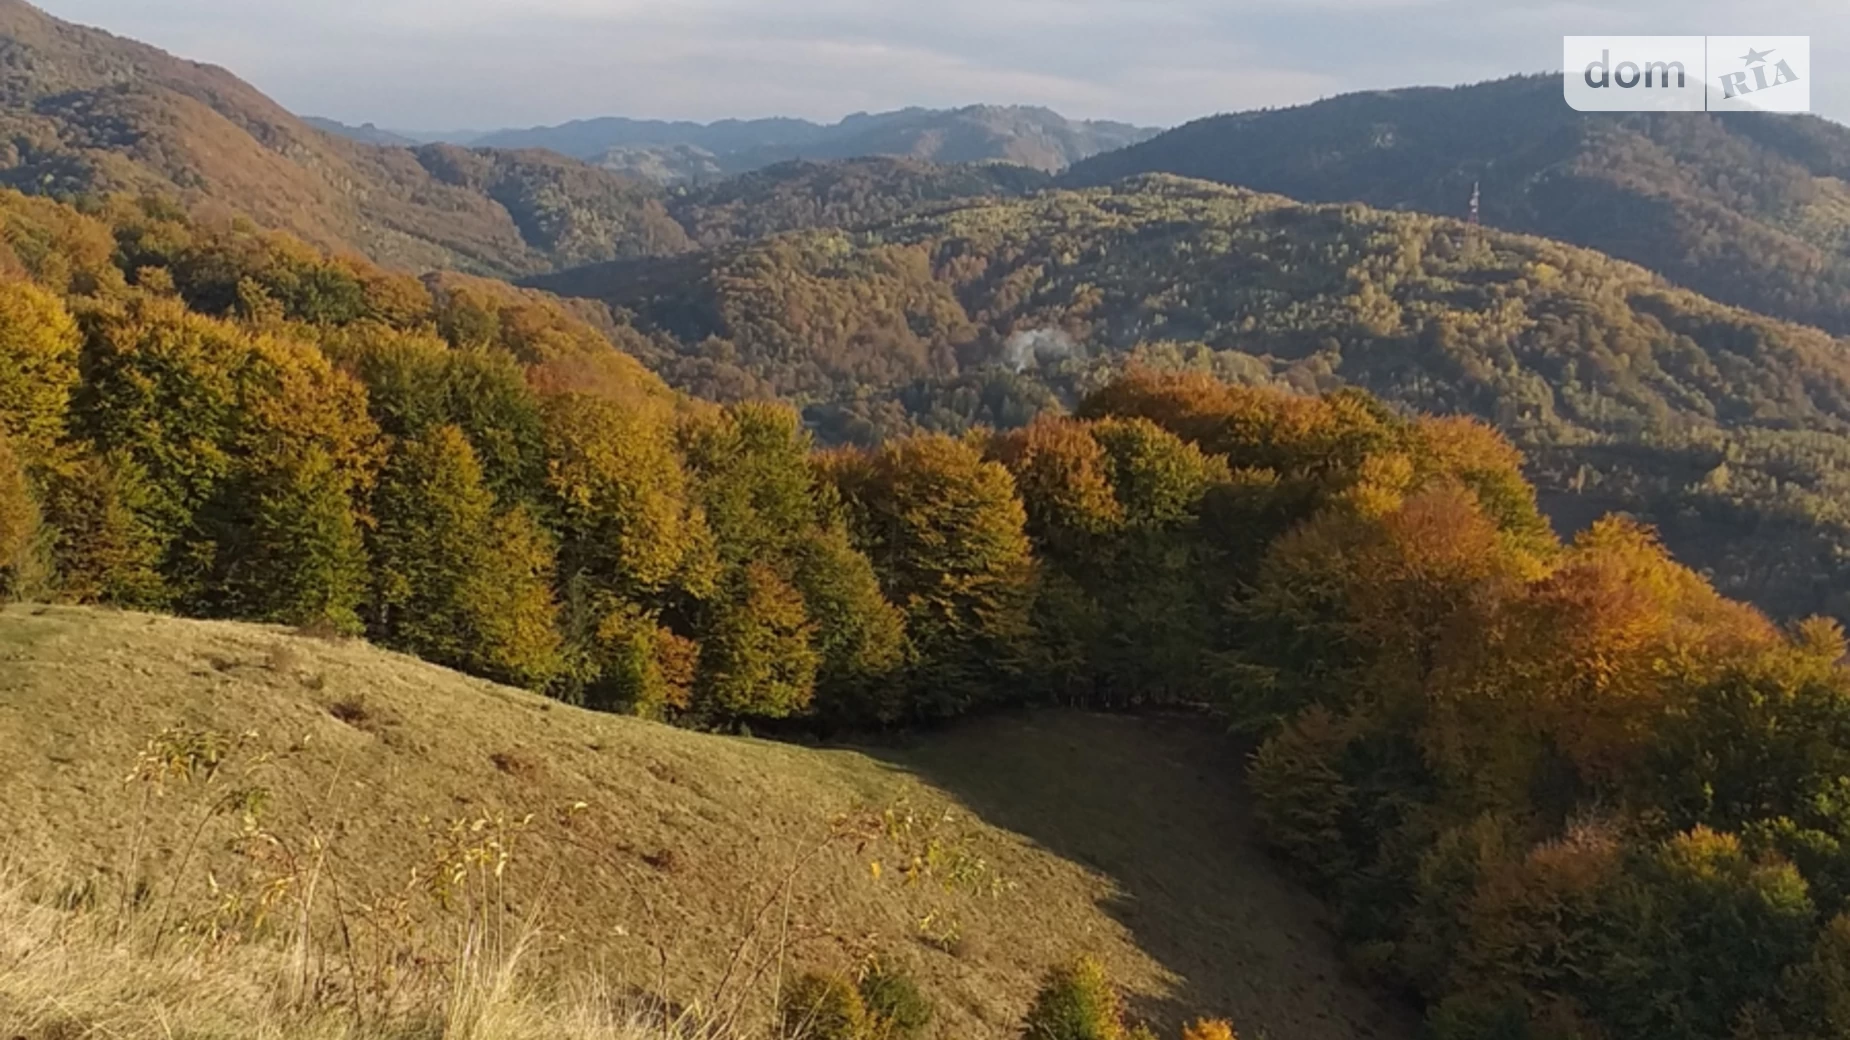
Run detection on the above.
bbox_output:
[1003,328,1077,372]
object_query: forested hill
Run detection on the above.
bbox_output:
[13,180,1850,1040]
[1065,74,1850,336]
[667,157,1050,247]
[0,0,1060,277]
[0,0,697,275]
[472,106,1160,183]
[533,174,1850,620]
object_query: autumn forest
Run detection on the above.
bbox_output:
[8,2,1850,1039]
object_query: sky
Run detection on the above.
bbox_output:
[33,0,1850,131]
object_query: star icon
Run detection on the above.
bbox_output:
[1741,47,1776,66]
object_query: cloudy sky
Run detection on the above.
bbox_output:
[33,0,1850,130]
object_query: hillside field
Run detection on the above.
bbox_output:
[0,605,1414,1039]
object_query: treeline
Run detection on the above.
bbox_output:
[13,187,1850,1037]
[0,187,1314,724]
[0,187,1575,734]
[1057,370,1850,1040]
[0,190,884,720]
[533,174,1850,622]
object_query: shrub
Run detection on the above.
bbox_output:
[1020,956,1126,1040]
[1180,1020,1238,1040]
[779,971,870,1040]
[859,960,934,1039]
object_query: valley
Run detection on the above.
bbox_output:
[4,3,1850,1039]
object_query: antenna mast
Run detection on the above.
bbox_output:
[1469,180,1481,225]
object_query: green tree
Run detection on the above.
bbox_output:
[794,523,911,723]
[0,431,40,596]
[338,328,547,505]
[1776,913,1850,1039]
[467,506,566,689]
[569,595,698,716]
[215,447,369,632]
[1594,829,1815,1040]
[682,401,817,565]
[694,561,819,719]
[74,299,379,603]
[828,434,1038,717]
[544,393,716,600]
[39,451,168,608]
[370,426,561,687]
[682,402,909,721]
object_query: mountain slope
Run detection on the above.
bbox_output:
[0,604,1412,1040]
[534,174,1850,618]
[301,116,420,147]
[478,106,1160,183]
[1065,74,1850,335]
[0,0,689,275]
[668,157,1051,247]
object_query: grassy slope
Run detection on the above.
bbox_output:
[0,605,1413,1039]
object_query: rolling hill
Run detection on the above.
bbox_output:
[300,116,423,147]
[0,0,695,276]
[0,604,1414,1040]
[0,1,1076,279]
[474,107,1161,184]
[1065,74,1850,335]
[533,173,1850,620]
[667,157,1051,248]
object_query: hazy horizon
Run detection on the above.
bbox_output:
[30,0,1850,132]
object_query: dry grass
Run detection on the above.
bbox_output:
[0,605,1414,1039]
[0,870,705,1039]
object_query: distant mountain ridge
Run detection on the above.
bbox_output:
[301,116,422,147]
[0,1,1048,277]
[0,0,696,275]
[1065,73,1850,335]
[466,105,1162,183]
